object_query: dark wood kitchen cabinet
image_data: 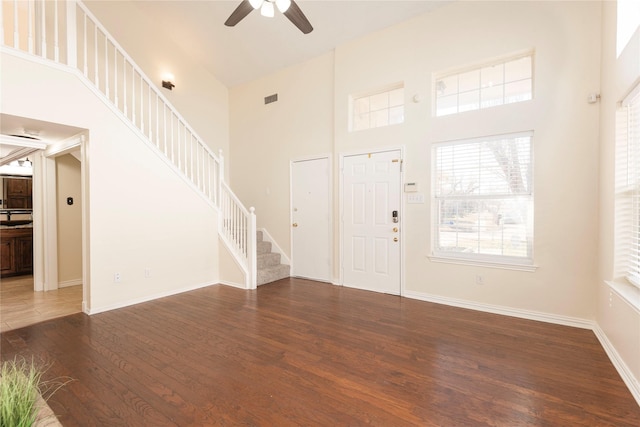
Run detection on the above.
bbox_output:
[0,227,33,277]
[5,178,32,209]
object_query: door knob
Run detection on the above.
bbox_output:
[393,227,398,232]
[292,223,298,227]
[393,237,398,242]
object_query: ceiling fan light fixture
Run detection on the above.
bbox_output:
[260,1,274,17]
[249,0,263,9]
[275,0,291,13]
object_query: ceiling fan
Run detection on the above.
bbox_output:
[225,0,313,34]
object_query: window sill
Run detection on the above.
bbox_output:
[428,255,538,272]
[605,280,640,314]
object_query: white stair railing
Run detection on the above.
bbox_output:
[0,0,257,288]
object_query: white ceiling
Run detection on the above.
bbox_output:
[1,1,450,149]
[124,0,451,87]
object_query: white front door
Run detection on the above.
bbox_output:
[342,150,401,295]
[291,157,331,282]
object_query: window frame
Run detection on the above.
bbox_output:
[349,84,405,132]
[615,84,640,289]
[434,52,534,117]
[430,131,535,270]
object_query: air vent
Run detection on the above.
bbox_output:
[264,93,278,105]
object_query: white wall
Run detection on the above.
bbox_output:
[1,52,219,312]
[230,1,602,321]
[229,52,335,254]
[84,1,230,172]
[597,0,640,399]
[56,153,82,286]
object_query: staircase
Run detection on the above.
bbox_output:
[0,0,260,289]
[256,231,290,286]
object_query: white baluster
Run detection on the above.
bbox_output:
[54,0,59,61]
[131,68,136,124]
[65,0,76,68]
[27,0,33,53]
[114,45,118,108]
[82,13,87,76]
[148,83,151,140]
[93,25,98,86]
[13,0,19,49]
[104,36,109,100]
[40,0,46,57]
[156,93,160,147]
[123,60,128,117]
[140,77,144,133]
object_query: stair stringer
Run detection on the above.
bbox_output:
[258,228,291,268]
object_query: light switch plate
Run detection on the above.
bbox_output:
[407,193,425,204]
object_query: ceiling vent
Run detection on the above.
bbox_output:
[264,94,278,105]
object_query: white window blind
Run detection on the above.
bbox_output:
[432,132,533,265]
[615,85,640,287]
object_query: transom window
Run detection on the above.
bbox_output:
[432,132,534,267]
[350,85,404,131]
[615,84,640,288]
[435,53,533,117]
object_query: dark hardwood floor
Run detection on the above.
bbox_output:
[1,278,638,426]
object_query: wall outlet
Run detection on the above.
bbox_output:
[114,272,122,283]
[475,274,484,285]
[145,268,151,278]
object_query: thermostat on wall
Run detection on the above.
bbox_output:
[404,182,418,193]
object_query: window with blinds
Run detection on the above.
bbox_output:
[615,85,640,288]
[432,132,533,265]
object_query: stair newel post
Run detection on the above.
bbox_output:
[248,207,257,289]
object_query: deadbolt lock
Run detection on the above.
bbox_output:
[292,223,298,228]
[393,227,398,232]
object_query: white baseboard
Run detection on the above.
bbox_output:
[402,290,594,329]
[86,281,216,315]
[218,280,248,289]
[59,279,82,288]
[403,289,640,405]
[592,324,640,406]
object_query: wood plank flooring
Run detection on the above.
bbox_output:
[0,275,82,332]
[1,278,638,426]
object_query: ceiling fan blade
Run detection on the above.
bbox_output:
[225,0,254,27]
[283,0,313,34]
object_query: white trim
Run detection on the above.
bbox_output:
[432,130,535,148]
[339,146,405,295]
[86,281,215,315]
[592,323,640,406]
[289,155,332,283]
[43,155,58,291]
[428,255,538,272]
[403,289,593,329]
[218,280,247,289]
[58,278,82,288]
[32,152,44,292]
[43,133,84,157]
[260,227,291,267]
[605,280,640,314]
[0,134,47,150]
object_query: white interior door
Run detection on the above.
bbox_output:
[342,150,401,295]
[291,157,331,282]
